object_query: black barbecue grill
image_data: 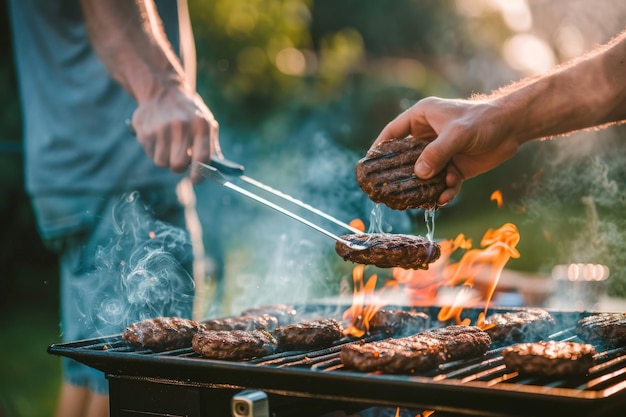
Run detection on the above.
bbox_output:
[48,306,626,417]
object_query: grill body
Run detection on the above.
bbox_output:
[108,376,363,417]
[48,306,626,417]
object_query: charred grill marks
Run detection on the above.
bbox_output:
[367,309,430,337]
[335,233,441,270]
[502,341,596,377]
[192,329,278,360]
[240,304,298,326]
[483,308,556,343]
[340,325,491,374]
[355,135,447,210]
[122,317,199,352]
[360,157,423,188]
[576,313,626,347]
[427,325,492,360]
[340,334,446,374]
[273,318,344,350]
[201,314,279,332]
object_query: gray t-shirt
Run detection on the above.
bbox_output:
[9,0,185,196]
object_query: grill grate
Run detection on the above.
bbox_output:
[48,306,626,417]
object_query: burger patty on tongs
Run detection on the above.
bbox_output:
[335,232,441,270]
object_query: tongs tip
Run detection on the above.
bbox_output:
[348,242,368,251]
[192,159,367,249]
[342,238,368,251]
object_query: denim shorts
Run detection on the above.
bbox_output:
[32,187,195,394]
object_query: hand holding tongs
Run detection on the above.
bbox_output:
[191,159,366,249]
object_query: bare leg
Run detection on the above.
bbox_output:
[85,392,109,417]
[55,382,109,417]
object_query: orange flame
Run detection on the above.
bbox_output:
[342,264,398,337]
[490,190,503,208]
[343,223,521,332]
[349,218,366,232]
[392,233,472,305]
[342,266,376,337]
[416,223,520,327]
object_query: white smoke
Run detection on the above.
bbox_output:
[522,128,626,296]
[83,192,195,334]
[207,124,412,316]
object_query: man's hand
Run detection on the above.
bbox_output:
[80,0,220,183]
[372,31,626,207]
[131,84,220,184]
[373,97,520,206]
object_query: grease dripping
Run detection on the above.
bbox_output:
[425,208,436,241]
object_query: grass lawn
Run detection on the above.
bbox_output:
[0,299,61,417]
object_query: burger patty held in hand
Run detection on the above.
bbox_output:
[502,341,596,377]
[356,135,446,210]
[575,312,626,347]
[192,329,278,360]
[201,314,279,332]
[335,233,440,270]
[483,308,556,343]
[273,318,344,350]
[122,316,199,351]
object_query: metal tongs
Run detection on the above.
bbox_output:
[191,159,367,249]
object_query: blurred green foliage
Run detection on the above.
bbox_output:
[190,0,472,145]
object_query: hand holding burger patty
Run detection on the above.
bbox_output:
[356,135,447,210]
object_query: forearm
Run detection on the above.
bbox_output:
[79,0,189,103]
[490,30,626,144]
[80,0,219,177]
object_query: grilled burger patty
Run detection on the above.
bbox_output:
[335,233,441,270]
[483,308,556,343]
[201,314,279,332]
[241,304,298,326]
[341,334,446,374]
[502,341,596,377]
[340,325,491,374]
[273,318,343,350]
[192,329,278,360]
[356,135,446,210]
[122,316,199,351]
[575,313,626,347]
[427,325,492,360]
[368,309,430,337]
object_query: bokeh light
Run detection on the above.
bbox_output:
[502,33,556,75]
